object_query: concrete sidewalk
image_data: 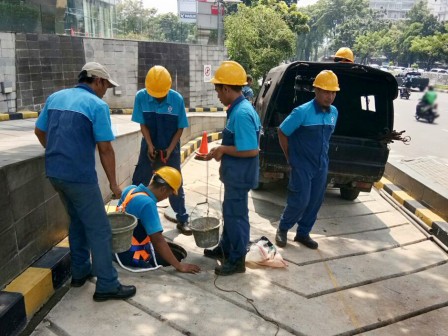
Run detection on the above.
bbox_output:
[27,143,448,335]
[0,116,447,336]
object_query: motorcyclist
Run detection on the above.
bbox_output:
[417,85,437,116]
[401,74,412,98]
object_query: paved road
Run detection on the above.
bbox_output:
[392,91,448,164]
[29,141,448,336]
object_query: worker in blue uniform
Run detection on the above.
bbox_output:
[131,66,192,236]
[333,47,354,63]
[275,70,340,249]
[34,62,136,302]
[242,74,254,103]
[115,167,201,274]
[204,61,261,276]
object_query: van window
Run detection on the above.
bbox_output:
[361,95,376,112]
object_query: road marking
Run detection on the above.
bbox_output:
[442,129,448,133]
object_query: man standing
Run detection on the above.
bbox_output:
[204,61,261,276]
[242,74,254,103]
[115,167,201,274]
[34,62,136,302]
[275,70,340,249]
[131,66,191,235]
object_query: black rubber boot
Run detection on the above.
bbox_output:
[214,257,246,276]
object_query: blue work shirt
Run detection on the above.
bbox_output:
[242,85,254,101]
[280,99,338,170]
[220,96,261,189]
[35,84,114,184]
[118,184,163,237]
[132,89,189,150]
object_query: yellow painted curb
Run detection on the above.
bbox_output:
[0,114,10,121]
[415,208,445,228]
[56,237,70,248]
[391,190,413,205]
[21,111,39,118]
[4,268,54,318]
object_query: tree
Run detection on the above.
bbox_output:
[353,31,383,64]
[225,4,296,80]
[116,0,157,39]
[155,13,194,43]
[410,33,448,69]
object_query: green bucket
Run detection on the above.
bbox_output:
[107,212,138,253]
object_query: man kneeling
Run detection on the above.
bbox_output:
[114,167,201,273]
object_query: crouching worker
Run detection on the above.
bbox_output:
[114,167,201,274]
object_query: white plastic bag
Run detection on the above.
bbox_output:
[246,236,288,268]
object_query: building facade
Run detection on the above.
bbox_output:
[0,0,117,38]
[427,0,448,21]
[369,0,448,21]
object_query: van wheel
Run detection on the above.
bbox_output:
[340,187,360,201]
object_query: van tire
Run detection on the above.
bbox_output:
[340,187,360,201]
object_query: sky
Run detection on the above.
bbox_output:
[143,0,178,14]
[142,0,319,15]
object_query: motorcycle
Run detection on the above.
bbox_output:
[399,86,411,99]
[415,100,439,123]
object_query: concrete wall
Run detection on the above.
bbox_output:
[0,33,16,113]
[0,32,224,113]
[0,113,226,290]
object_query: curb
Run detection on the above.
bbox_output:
[0,108,227,122]
[0,111,39,121]
[180,131,222,163]
[0,132,224,336]
[0,240,70,336]
[110,107,227,115]
[374,177,448,245]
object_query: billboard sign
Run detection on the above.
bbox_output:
[178,0,197,23]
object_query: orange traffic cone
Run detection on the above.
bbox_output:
[194,131,209,160]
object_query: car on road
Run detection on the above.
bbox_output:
[395,71,429,91]
[254,61,398,200]
[429,68,448,74]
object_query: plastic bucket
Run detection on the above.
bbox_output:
[107,212,138,253]
[190,217,221,248]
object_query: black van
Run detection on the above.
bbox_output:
[254,61,398,200]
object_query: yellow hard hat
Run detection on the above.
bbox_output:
[145,66,172,98]
[334,47,354,63]
[313,70,340,92]
[154,166,182,195]
[210,61,248,86]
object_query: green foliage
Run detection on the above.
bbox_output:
[225,4,296,80]
[297,0,446,66]
[0,1,40,33]
[116,0,195,42]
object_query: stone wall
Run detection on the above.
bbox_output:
[0,33,16,113]
[15,33,85,112]
[83,38,138,109]
[188,45,227,108]
[0,33,224,113]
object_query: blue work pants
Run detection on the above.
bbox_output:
[49,178,120,293]
[220,186,250,261]
[279,166,328,237]
[132,139,188,223]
